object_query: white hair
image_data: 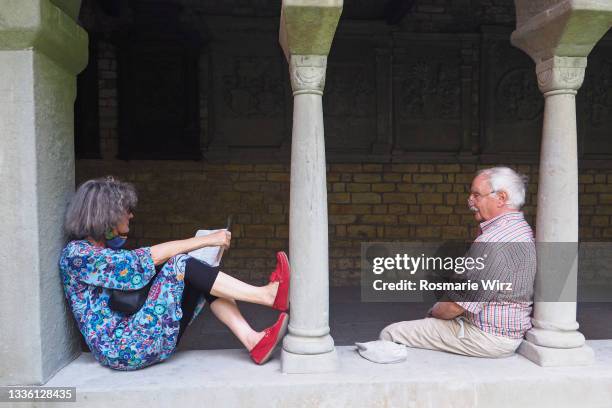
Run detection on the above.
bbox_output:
[476,167,528,209]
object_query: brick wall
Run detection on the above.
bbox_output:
[75,160,612,285]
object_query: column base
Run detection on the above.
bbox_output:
[525,327,585,348]
[518,340,594,367]
[281,348,338,374]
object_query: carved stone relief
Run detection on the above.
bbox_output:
[324,63,373,117]
[581,58,612,127]
[578,40,612,157]
[481,34,542,155]
[222,56,285,117]
[210,36,289,150]
[495,68,543,121]
[324,60,376,151]
[396,61,461,120]
[392,38,465,153]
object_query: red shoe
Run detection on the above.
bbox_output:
[250,312,289,365]
[269,251,290,311]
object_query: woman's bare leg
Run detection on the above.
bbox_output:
[209,298,264,350]
[210,271,278,307]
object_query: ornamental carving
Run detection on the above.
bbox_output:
[290,55,327,95]
[495,68,543,121]
[536,56,587,94]
[480,33,542,154]
[580,58,612,128]
[395,61,461,120]
[222,56,285,117]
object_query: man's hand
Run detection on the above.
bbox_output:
[430,301,465,320]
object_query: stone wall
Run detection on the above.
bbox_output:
[75,0,612,286]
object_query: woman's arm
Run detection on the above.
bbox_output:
[150,230,231,266]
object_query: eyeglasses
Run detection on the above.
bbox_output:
[468,190,496,201]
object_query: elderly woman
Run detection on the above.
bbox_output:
[59,176,289,371]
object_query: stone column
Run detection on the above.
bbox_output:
[0,0,88,385]
[278,1,342,373]
[517,56,594,366]
[511,0,612,366]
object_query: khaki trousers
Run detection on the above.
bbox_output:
[379,317,523,358]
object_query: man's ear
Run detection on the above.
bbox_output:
[496,190,508,207]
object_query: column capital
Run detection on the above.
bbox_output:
[49,0,82,21]
[0,0,88,75]
[536,56,587,95]
[511,1,612,64]
[279,0,343,61]
[289,55,327,95]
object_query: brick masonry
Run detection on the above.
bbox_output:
[75,160,612,285]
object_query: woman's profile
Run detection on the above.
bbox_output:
[59,176,289,370]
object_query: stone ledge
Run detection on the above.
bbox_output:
[42,340,612,407]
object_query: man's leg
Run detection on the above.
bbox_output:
[460,321,523,358]
[380,318,521,358]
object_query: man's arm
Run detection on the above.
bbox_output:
[429,301,465,320]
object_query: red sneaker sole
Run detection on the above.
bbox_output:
[274,251,290,311]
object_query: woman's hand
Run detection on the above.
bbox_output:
[208,229,231,249]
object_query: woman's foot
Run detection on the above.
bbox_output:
[268,251,290,311]
[249,312,289,365]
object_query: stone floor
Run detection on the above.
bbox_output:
[50,287,612,407]
[46,341,612,407]
[176,287,612,351]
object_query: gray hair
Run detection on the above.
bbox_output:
[476,167,528,209]
[64,176,138,240]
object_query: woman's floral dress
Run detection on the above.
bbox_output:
[59,240,206,370]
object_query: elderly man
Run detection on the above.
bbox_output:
[379,166,536,358]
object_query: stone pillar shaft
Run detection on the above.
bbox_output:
[278,0,342,373]
[518,56,594,365]
[282,55,338,372]
[511,0,612,367]
[535,57,582,329]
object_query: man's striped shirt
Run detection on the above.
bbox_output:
[448,211,536,339]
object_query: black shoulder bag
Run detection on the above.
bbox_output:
[108,266,160,315]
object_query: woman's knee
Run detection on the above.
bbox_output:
[158,254,188,279]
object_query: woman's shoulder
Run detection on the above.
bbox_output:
[63,239,92,252]
[61,240,95,260]
[59,240,92,273]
